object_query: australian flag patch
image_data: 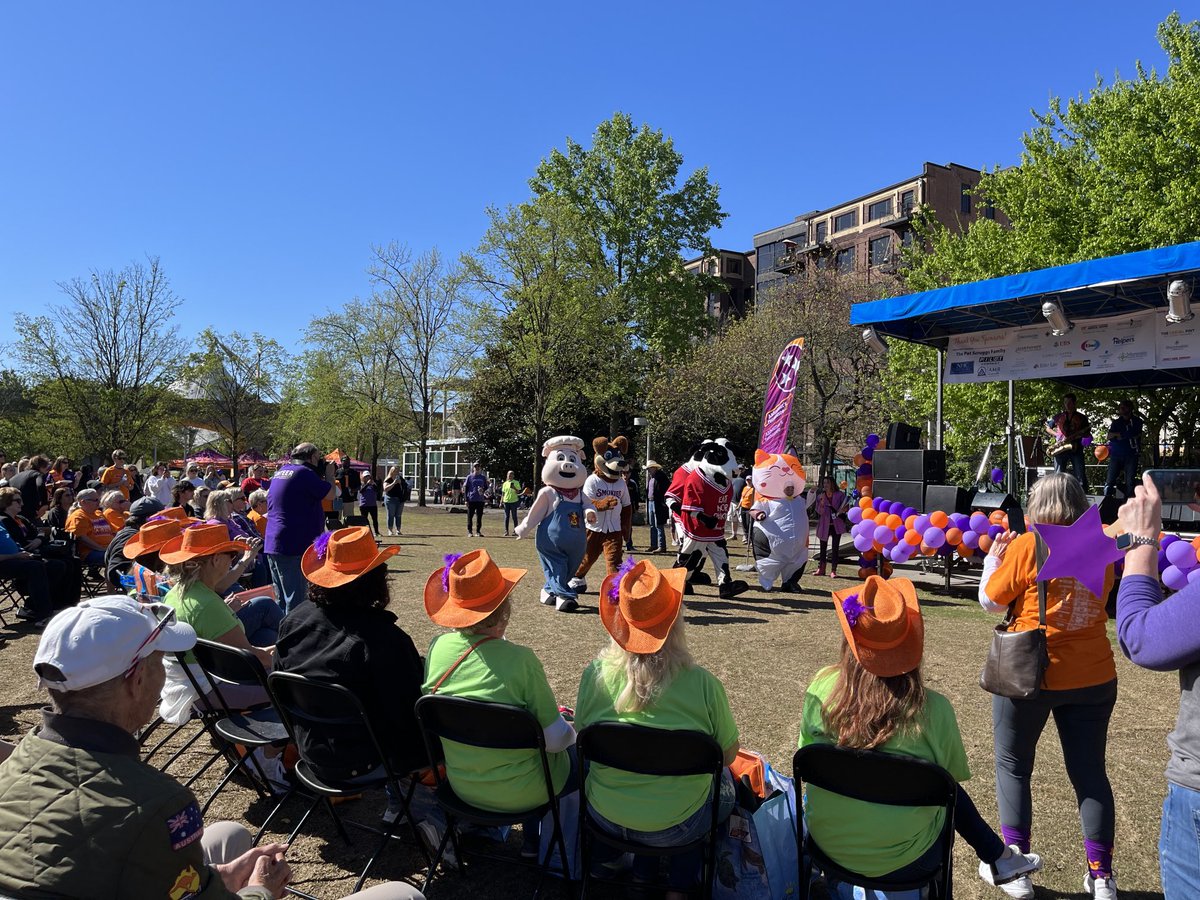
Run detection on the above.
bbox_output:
[167,801,204,850]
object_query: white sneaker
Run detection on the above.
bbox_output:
[979,846,1042,895]
[539,589,555,606]
[567,577,587,593]
[417,819,458,869]
[1084,872,1119,900]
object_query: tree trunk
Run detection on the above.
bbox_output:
[417,405,430,507]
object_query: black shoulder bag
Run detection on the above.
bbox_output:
[979,534,1050,699]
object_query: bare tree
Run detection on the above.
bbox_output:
[368,245,471,506]
[13,257,186,458]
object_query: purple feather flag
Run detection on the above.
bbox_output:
[313,531,332,560]
[608,555,638,603]
[841,593,866,629]
[442,553,463,593]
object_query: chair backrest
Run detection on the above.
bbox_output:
[342,514,369,528]
[579,723,723,778]
[792,744,957,809]
[192,638,269,691]
[414,694,544,752]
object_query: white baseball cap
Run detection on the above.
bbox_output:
[34,595,197,691]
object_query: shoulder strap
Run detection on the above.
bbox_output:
[1033,532,1048,629]
[430,636,497,694]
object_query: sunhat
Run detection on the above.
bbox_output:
[645,460,662,471]
[301,526,400,588]
[832,576,923,678]
[34,595,196,691]
[157,506,192,520]
[424,549,527,628]
[599,559,688,654]
[123,516,198,559]
[158,523,248,565]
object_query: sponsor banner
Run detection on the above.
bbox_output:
[1157,316,1200,368]
[759,338,806,455]
[944,311,1159,383]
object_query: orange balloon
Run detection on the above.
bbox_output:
[1094,445,1110,461]
[871,541,884,553]
[853,453,865,467]
[864,550,878,561]
[863,508,877,521]
[885,514,903,530]
[1001,514,1010,529]
[856,476,873,491]
[957,545,974,558]
[919,542,936,556]
[978,535,993,553]
[858,567,874,579]
[840,480,848,489]
[859,497,873,510]
[905,530,922,546]
[877,439,887,449]
[945,527,963,545]
[880,561,894,578]
[930,510,949,529]
[989,510,1006,525]
[904,515,917,530]
[1190,535,1200,552]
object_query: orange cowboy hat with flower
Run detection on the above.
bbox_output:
[600,558,688,655]
[158,523,249,566]
[122,515,200,559]
[424,549,527,628]
[301,526,400,588]
[156,507,192,521]
[832,575,924,678]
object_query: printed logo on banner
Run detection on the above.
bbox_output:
[950,361,975,375]
[1065,359,1092,368]
[1081,339,1101,351]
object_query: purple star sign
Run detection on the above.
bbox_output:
[1034,504,1125,598]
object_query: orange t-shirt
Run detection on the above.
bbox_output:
[248,508,268,537]
[739,485,755,510]
[985,530,1116,691]
[99,465,131,500]
[66,508,115,553]
[103,508,128,532]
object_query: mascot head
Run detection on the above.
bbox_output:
[540,436,587,490]
[690,437,739,486]
[592,436,630,483]
[751,450,807,500]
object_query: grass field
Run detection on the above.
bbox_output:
[0,504,1176,899]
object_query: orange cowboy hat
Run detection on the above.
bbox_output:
[158,523,249,565]
[156,507,192,521]
[832,576,924,678]
[599,559,688,655]
[123,516,199,559]
[424,549,527,628]
[301,526,400,588]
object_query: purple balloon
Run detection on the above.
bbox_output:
[1159,551,1170,574]
[853,534,874,552]
[969,512,990,533]
[924,526,947,549]
[888,501,904,516]
[1081,435,1093,448]
[949,513,970,530]
[894,525,907,541]
[847,507,863,524]
[856,464,871,476]
[1162,534,1181,549]
[939,544,955,556]
[902,507,917,521]
[874,524,895,544]
[1164,565,1190,592]
[865,433,880,448]
[1167,541,1200,571]
[961,530,980,549]
[862,446,875,461]
[914,514,931,533]
[1190,567,1200,585]
[990,467,1004,484]
[988,524,1004,539]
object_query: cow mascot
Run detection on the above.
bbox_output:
[749,450,813,591]
[514,435,594,612]
[667,437,747,598]
[568,435,632,594]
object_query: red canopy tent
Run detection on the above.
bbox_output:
[238,448,271,466]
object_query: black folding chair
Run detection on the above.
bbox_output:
[190,638,291,815]
[266,671,428,892]
[793,744,957,900]
[0,576,25,626]
[577,723,724,900]
[341,514,369,528]
[414,694,571,894]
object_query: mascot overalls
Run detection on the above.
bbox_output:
[514,435,593,612]
[749,450,813,591]
[568,436,632,594]
[667,437,747,599]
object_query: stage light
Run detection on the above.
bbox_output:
[1167,280,1195,324]
[1041,299,1072,336]
[862,326,889,355]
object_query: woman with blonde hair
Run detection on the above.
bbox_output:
[803,577,1042,898]
[980,471,1119,899]
[382,466,407,536]
[575,559,739,896]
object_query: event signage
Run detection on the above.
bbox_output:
[943,310,1167,383]
[759,338,806,454]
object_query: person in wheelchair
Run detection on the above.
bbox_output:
[800,576,1043,899]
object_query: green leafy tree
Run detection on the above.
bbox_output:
[530,112,726,360]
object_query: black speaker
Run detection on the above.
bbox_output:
[1098,494,1123,526]
[925,484,971,515]
[876,480,925,512]
[873,450,946,484]
[886,422,922,450]
[969,490,1027,533]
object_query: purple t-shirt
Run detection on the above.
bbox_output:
[465,473,489,503]
[265,464,330,556]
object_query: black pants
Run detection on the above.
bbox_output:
[467,501,484,533]
[503,502,519,533]
[0,557,53,617]
[818,533,842,568]
[361,505,379,534]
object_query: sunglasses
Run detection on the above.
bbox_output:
[123,604,176,679]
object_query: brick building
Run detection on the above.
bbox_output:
[682,248,757,319]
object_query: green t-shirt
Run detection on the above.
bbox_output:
[423,632,569,813]
[798,667,971,877]
[501,479,521,504]
[163,581,242,664]
[575,659,738,832]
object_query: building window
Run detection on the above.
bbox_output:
[725,257,742,275]
[833,210,857,232]
[744,287,754,306]
[869,235,891,267]
[901,229,915,248]
[960,183,972,215]
[900,189,915,214]
[836,246,855,273]
[815,221,828,242]
[868,198,892,221]
[984,199,996,220]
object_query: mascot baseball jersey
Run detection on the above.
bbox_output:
[675,469,732,541]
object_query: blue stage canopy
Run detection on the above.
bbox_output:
[850,241,1200,388]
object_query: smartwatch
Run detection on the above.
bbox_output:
[1115,533,1158,552]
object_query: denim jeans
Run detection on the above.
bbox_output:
[83,548,106,568]
[383,497,403,532]
[1104,455,1138,498]
[591,768,735,889]
[267,553,308,614]
[1160,781,1200,899]
[647,504,665,552]
[236,595,285,646]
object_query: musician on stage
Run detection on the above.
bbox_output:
[1103,399,1143,499]
[1045,393,1090,491]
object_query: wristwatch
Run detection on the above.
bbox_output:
[1115,533,1158,552]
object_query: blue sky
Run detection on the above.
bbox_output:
[0,1,1183,352]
